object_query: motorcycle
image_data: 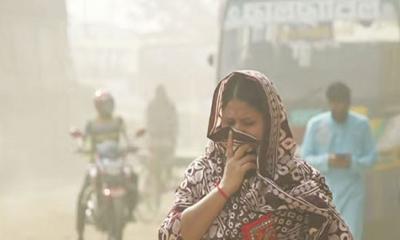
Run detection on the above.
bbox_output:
[70,128,144,240]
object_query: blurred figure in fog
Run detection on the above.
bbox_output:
[146,85,178,191]
[302,82,377,240]
[76,89,137,240]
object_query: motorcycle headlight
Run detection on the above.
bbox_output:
[89,168,97,177]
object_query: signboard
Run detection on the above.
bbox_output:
[223,0,399,66]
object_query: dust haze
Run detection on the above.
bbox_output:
[0,0,216,239]
[1,0,400,239]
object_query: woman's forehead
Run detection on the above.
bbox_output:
[222,99,262,118]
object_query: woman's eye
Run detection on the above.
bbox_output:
[243,121,255,126]
[227,120,235,126]
[222,119,235,127]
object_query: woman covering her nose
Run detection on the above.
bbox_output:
[159,70,352,240]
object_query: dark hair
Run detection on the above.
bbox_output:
[222,75,267,114]
[326,82,351,103]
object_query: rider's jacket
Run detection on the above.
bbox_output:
[84,116,126,161]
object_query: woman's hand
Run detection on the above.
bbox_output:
[220,130,257,197]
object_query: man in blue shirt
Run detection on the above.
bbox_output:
[302,82,377,240]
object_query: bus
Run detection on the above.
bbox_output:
[217,0,399,138]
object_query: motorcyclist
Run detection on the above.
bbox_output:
[76,89,138,240]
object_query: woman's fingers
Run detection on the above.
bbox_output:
[226,130,234,158]
[222,143,257,196]
[238,154,256,166]
[240,161,257,174]
[233,144,253,160]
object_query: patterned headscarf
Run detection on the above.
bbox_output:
[207,70,297,182]
[159,70,352,240]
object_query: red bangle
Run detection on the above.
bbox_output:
[215,182,229,200]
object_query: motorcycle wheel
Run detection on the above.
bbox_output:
[107,197,126,240]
